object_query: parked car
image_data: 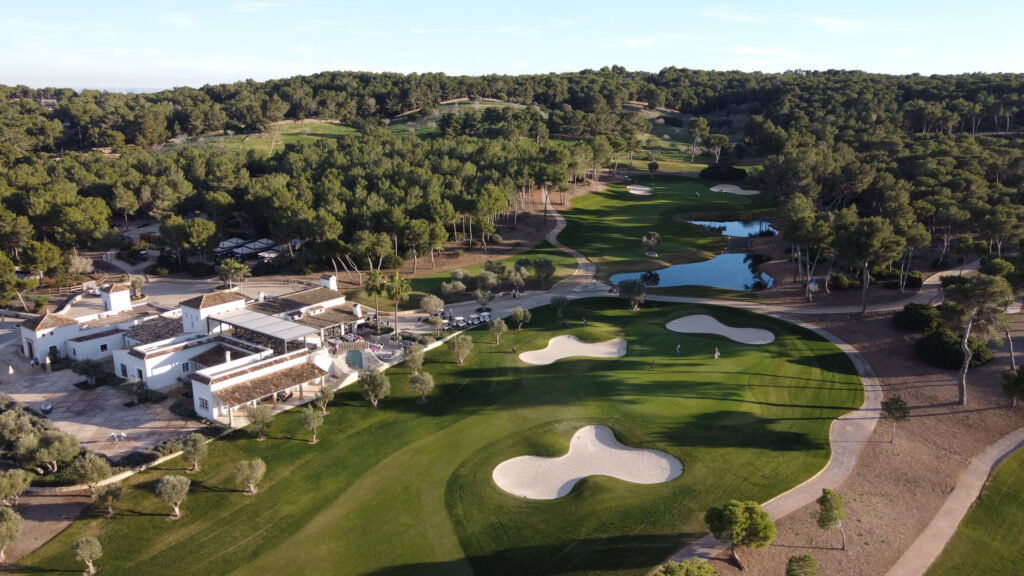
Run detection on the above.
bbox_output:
[480,311,492,322]
[441,321,451,330]
[137,250,149,258]
[137,220,153,228]
[453,316,467,328]
[468,314,481,325]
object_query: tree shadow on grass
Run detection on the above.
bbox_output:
[363,533,694,576]
[3,564,80,574]
[655,411,823,452]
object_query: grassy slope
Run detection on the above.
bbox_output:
[160,121,357,155]
[14,300,862,576]
[926,446,1024,576]
[558,175,775,278]
[345,241,578,312]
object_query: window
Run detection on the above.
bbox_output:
[120,364,127,378]
[100,344,108,352]
[137,368,143,380]
[182,362,190,373]
[72,348,77,357]
[198,398,209,410]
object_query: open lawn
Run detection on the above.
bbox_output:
[346,241,578,312]
[926,446,1024,576]
[559,175,775,278]
[160,121,358,155]
[13,299,862,576]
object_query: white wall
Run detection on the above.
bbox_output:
[68,332,125,361]
[20,323,80,363]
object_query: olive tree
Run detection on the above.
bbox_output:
[358,371,390,408]
[704,500,776,571]
[73,536,102,575]
[491,318,508,345]
[314,385,335,415]
[617,278,647,310]
[448,334,474,365]
[409,372,435,404]
[550,295,569,318]
[69,452,111,495]
[420,294,444,317]
[0,507,22,561]
[246,405,275,441]
[0,469,31,507]
[404,343,424,374]
[510,307,531,331]
[94,482,122,516]
[233,458,267,494]
[300,405,324,443]
[181,432,208,472]
[155,475,190,519]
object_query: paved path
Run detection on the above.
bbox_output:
[883,427,1024,576]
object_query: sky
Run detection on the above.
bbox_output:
[2,0,1022,91]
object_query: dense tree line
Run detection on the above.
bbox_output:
[2,67,1024,292]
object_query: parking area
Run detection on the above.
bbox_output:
[0,327,201,460]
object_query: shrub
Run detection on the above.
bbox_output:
[980,257,1015,277]
[152,266,171,276]
[904,270,924,290]
[940,275,970,290]
[699,164,748,181]
[489,233,503,244]
[914,328,993,370]
[381,253,404,269]
[892,303,942,332]
[32,298,47,314]
[114,451,160,468]
[828,273,850,290]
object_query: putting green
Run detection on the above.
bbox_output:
[558,175,775,279]
[15,300,861,576]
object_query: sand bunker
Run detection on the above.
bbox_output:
[519,335,626,366]
[666,314,775,345]
[627,185,653,196]
[493,425,683,499]
[710,184,761,196]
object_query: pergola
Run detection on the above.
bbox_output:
[212,362,328,426]
[208,309,318,355]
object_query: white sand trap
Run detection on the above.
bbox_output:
[627,185,653,195]
[519,335,626,366]
[710,183,761,196]
[493,425,683,499]
[666,314,775,345]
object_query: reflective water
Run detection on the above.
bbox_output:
[687,220,775,237]
[610,253,774,291]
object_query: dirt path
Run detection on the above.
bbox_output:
[2,491,91,565]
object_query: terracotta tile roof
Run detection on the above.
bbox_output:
[125,316,183,345]
[295,308,359,329]
[102,284,129,293]
[212,363,327,406]
[180,291,248,310]
[284,287,344,306]
[67,329,123,343]
[21,313,77,331]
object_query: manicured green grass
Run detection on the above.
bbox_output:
[559,175,775,278]
[346,241,578,312]
[926,447,1024,576]
[14,299,862,576]
[161,121,358,155]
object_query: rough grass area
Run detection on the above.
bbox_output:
[160,120,358,155]
[559,175,775,278]
[12,300,862,576]
[926,446,1024,576]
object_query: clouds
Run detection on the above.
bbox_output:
[810,17,869,36]
[162,13,196,31]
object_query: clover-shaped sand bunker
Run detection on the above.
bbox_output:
[519,335,627,366]
[710,183,761,196]
[492,425,683,499]
[666,314,775,345]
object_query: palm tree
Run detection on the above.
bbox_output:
[385,271,411,340]
[364,269,387,330]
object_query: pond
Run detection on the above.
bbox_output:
[687,219,775,237]
[610,253,774,291]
